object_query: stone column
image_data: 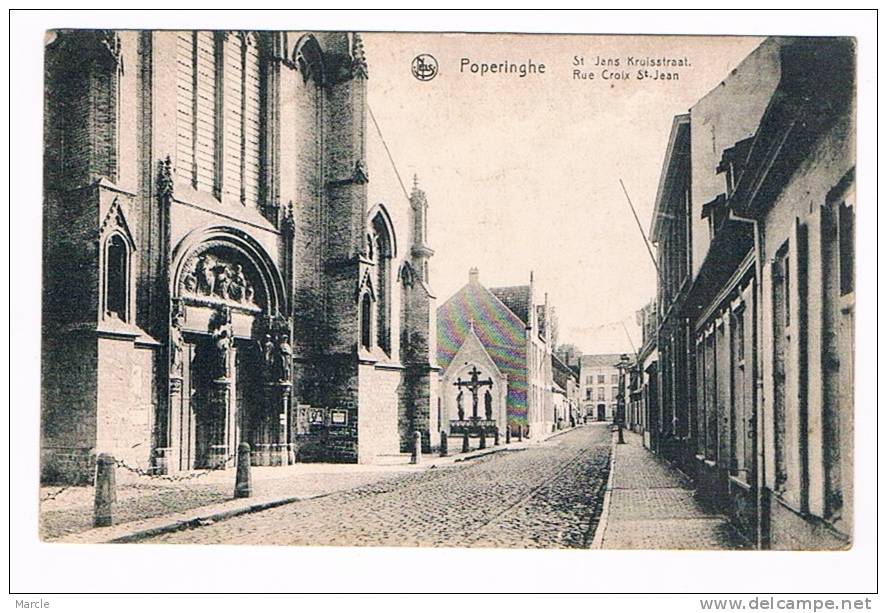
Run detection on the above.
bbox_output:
[206,306,235,469]
[163,377,183,473]
[267,381,292,466]
[210,377,234,469]
[166,300,186,473]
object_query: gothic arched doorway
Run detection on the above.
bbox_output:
[165,229,290,471]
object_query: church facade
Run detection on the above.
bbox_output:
[42,30,437,483]
[436,269,555,439]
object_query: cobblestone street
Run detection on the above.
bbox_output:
[145,424,612,548]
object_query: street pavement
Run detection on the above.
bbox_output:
[145,423,613,548]
[40,463,418,541]
[597,430,749,550]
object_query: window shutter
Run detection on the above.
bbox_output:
[805,207,825,517]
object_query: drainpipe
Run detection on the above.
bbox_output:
[728,209,765,550]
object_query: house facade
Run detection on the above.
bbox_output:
[648,36,855,549]
[578,354,624,422]
[630,299,658,448]
[552,354,581,429]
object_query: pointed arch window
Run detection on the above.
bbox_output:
[360,292,373,351]
[175,30,263,207]
[104,233,131,322]
[370,211,394,355]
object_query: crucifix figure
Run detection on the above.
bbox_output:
[453,365,494,420]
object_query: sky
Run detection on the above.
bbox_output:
[363,33,762,355]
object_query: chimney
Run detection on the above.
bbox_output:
[469,267,479,285]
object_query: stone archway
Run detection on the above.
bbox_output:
[165,229,292,470]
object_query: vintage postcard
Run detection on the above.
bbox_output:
[38,28,856,556]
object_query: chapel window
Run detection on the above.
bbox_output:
[175,31,217,192]
[360,292,372,351]
[370,211,394,355]
[221,32,261,206]
[105,234,129,321]
[175,31,263,206]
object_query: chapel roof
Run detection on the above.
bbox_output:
[436,280,528,380]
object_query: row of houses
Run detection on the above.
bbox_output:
[628,37,855,550]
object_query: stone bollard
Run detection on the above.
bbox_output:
[234,442,252,499]
[479,430,487,450]
[462,432,470,453]
[505,428,511,444]
[411,430,422,464]
[494,428,500,446]
[94,453,117,528]
[440,431,448,457]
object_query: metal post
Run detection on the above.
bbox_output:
[505,427,511,444]
[411,430,422,465]
[494,428,500,446]
[462,432,470,453]
[234,442,252,498]
[479,430,487,450]
[94,453,116,528]
[440,431,448,457]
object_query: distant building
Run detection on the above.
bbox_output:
[630,300,658,449]
[552,354,581,428]
[578,353,625,421]
[437,268,555,438]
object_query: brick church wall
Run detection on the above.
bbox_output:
[42,31,437,474]
[41,334,98,484]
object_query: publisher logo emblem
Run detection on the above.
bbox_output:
[411,54,439,81]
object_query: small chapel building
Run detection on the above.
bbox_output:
[436,269,555,439]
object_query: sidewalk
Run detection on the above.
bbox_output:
[593,430,749,550]
[41,426,571,543]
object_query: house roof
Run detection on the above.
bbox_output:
[650,114,691,243]
[551,354,578,389]
[489,285,531,325]
[580,353,626,370]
